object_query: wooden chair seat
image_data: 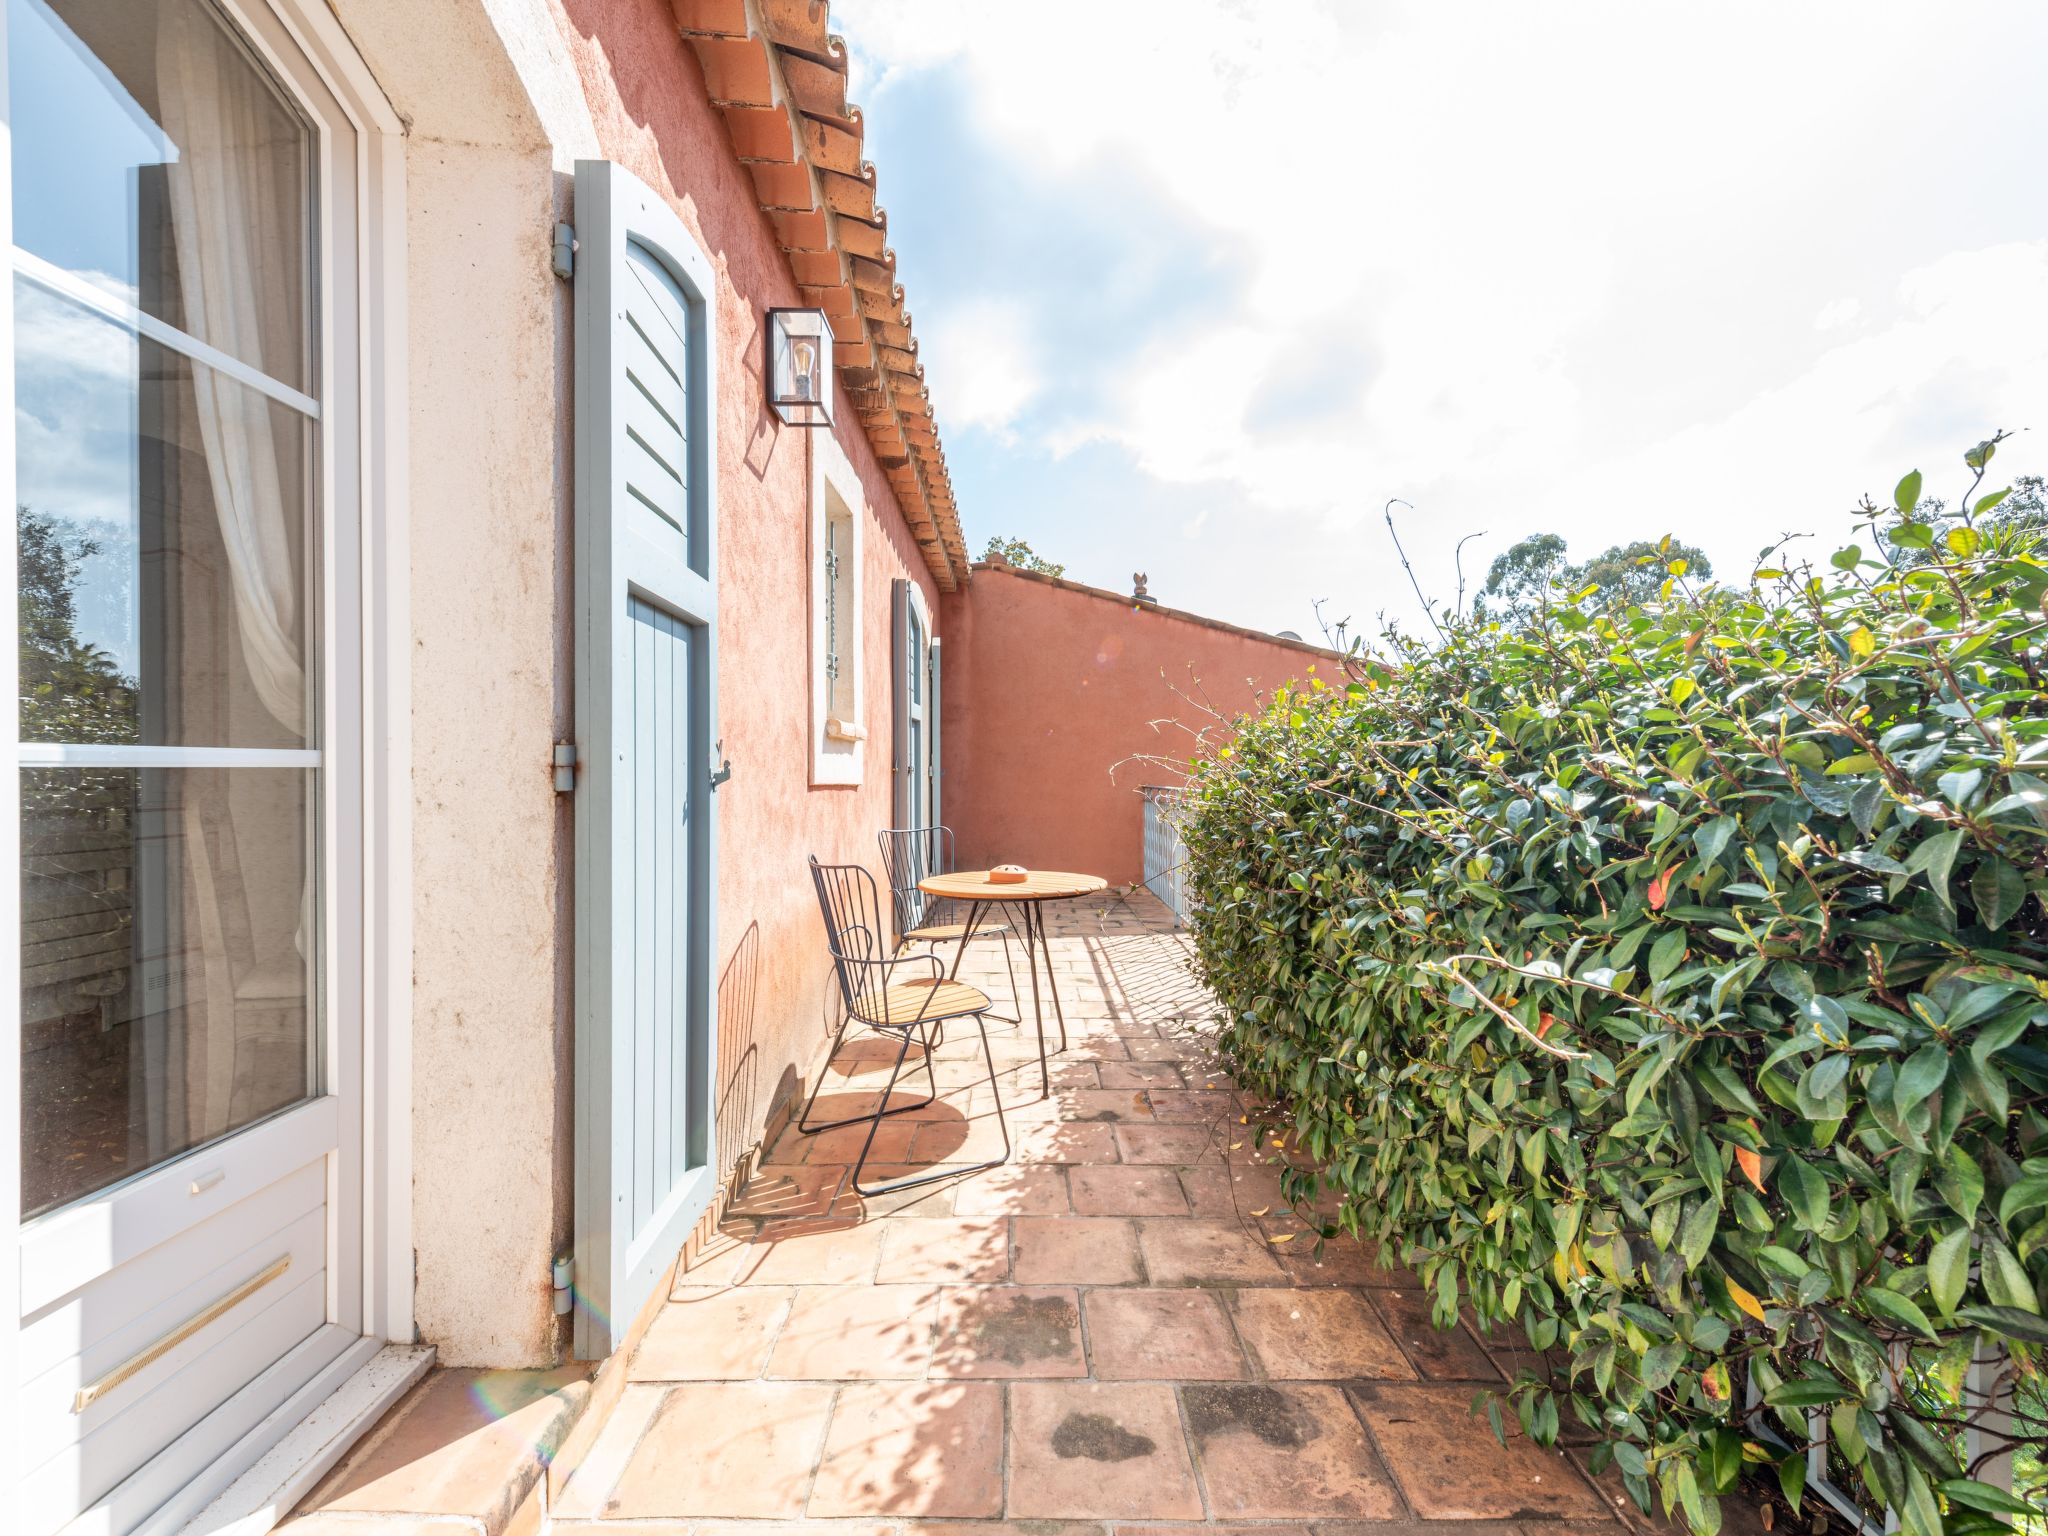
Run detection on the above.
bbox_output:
[905,920,1010,943]
[851,978,990,1028]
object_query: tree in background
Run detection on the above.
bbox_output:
[981,534,1064,578]
[1476,532,1713,623]
[1881,472,2045,565]
[18,504,136,745]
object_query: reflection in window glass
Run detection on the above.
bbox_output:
[20,767,316,1217]
[13,0,324,1217]
[7,0,311,392]
[14,277,312,748]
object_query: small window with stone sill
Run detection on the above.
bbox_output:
[823,498,858,739]
[809,437,866,785]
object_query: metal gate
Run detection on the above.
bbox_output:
[1141,785,1191,926]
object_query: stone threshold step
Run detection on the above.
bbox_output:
[277,1361,595,1536]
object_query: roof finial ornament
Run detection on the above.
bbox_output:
[1132,572,1155,605]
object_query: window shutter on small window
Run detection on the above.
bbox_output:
[890,578,910,827]
[929,636,942,829]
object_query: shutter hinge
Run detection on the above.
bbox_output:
[552,1254,574,1316]
[551,222,577,281]
[553,741,578,792]
[710,739,734,792]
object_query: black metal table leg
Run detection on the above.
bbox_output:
[1012,898,1051,1097]
[942,900,1022,1024]
[1032,901,1070,1054]
[946,900,986,980]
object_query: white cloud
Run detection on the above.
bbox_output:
[917,296,1043,438]
[1529,242,2048,567]
[1814,297,1863,331]
[837,0,2048,633]
[13,280,140,536]
[14,278,136,390]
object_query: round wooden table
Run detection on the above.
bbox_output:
[916,870,1108,1095]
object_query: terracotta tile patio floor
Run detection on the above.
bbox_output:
[548,890,1669,1536]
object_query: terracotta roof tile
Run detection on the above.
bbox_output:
[778,54,848,120]
[799,116,864,174]
[679,1,968,587]
[671,0,746,34]
[784,248,844,288]
[757,0,837,61]
[722,105,798,162]
[818,170,877,222]
[799,283,857,321]
[833,218,887,262]
[769,206,831,250]
[746,161,813,210]
[691,35,776,104]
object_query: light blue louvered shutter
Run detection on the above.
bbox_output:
[572,160,719,1359]
[891,578,911,827]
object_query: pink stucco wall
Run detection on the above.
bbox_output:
[552,0,941,1177]
[940,568,1334,888]
[358,0,1323,1367]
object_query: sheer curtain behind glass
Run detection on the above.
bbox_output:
[12,0,318,1216]
[159,0,306,737]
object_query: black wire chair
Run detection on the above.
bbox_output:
[799,857,1010,1197]
[877,825,1021,1022]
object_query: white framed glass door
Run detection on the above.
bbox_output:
[5,0,369,1529]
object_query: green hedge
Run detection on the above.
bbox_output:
[1179,462,2048,1536]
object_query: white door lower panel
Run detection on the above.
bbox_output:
[58,1324,359,1536]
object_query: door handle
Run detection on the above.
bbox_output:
[73,1255,291,1413]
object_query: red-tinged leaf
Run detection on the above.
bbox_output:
[1537,1012,1558,1040]
[1702,1361,1731,1401]
[1735,1144,1764,1192]
[1648,866,1679,910]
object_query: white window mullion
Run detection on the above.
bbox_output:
[11,245,321,420]
[16,745,321,769]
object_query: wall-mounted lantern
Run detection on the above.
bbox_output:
[767,307,833,427]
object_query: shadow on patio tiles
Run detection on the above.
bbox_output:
[587,892,1768,1533]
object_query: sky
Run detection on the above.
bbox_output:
[835,1,2048,641]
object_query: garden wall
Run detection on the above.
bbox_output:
[940,563,1333,886]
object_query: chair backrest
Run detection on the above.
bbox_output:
[809,856,888,1009]
[876,825,956,941]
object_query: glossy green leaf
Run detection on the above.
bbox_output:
[1955,1304,2048,1345]
[1863,1286,1938,1340]
[1979,1237,2038,1313]
[1969,858,2025,929]
[1894,469,1923,512]
[1940,1479,2041,1517]
[1999,1174,2048,1228]
[1765,1378,1851,1408]
[1778,1155,1829,1233]
[1904,828,1964,910]
[1928,1226,1971,1319]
